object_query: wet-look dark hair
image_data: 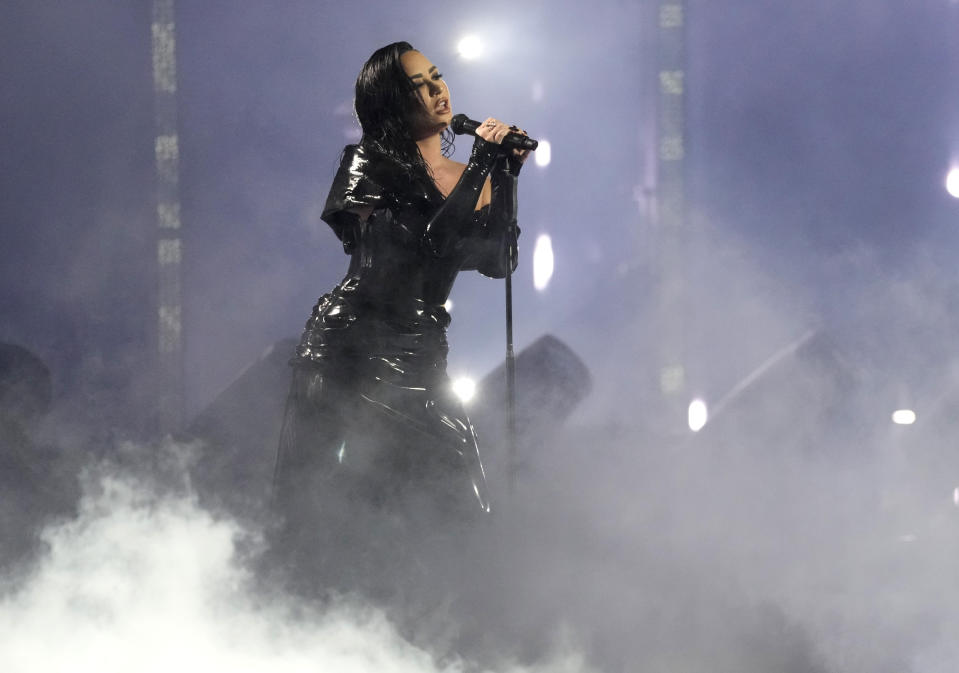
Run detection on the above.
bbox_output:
[353,41,454,183]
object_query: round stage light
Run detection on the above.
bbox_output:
[533,234,554,291]
[457,35,483,60]
[534,139,551,168]
[891,409,916,425]
[946,167,959,199]
[452,376,476,403]
[688,398,708,432]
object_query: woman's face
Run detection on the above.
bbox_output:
[400,50,452,138]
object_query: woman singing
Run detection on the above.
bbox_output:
[271,42,529,592]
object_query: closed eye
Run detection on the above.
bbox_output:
[413,74,443,89]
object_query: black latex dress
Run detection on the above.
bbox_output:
[272,136,519,540]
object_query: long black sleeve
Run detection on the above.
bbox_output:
[459,153,521,279]
[423,136,499,257]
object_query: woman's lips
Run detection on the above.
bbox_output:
[435,99,450,113]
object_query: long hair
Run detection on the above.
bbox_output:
[353,41,454,184]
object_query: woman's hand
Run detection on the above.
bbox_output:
[475,117,532,166]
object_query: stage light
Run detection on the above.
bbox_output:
[452,376,476,403]
[444,299,454,312]
[534,139,551,168]
[946,167,959,199]
[457,35,484,60]
[688,398,708,432]
[532,234,554,291]
[891,409,916,425]
[953,487,959,506]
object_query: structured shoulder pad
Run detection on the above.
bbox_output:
[321,144,394,229]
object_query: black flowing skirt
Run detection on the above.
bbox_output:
[270,290,490,598]
[272,288,490,527]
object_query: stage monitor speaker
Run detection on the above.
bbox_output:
[187,338,296,519]
[469,334,592,475]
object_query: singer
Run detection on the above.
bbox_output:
[271,41,530,593]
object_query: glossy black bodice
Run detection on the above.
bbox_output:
[322,138,516,322]
[294,137,519,370]
[340,203,491,316]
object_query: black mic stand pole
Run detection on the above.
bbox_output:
[503,175,519,498]
[505,242,517,497]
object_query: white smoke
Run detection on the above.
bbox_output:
[0,444,590,673]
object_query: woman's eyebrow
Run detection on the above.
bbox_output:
[408,65,438,81]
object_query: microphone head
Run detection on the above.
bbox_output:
[450,113,470,135]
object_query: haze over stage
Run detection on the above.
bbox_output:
[2,2,959,671]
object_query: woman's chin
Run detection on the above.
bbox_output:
[428,119,450,135]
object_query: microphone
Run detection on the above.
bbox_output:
[451,114,539,151]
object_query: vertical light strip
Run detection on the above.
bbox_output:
[152,0,184,432]
[657,1,688,429]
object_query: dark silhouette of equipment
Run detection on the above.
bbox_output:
[0,342,52,424]
[0,342,75,567]
[186,339,297,519]
[469,334,593,480]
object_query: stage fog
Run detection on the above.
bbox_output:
[2,1,958,672]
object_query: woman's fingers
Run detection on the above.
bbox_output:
[475,117,513,144]
[476,118,532,163]
[474,117,497,142]
[510,127,530,163]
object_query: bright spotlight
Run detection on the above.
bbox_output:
[688,398,708,432]
[891,409,916,425]
[946,167,959,199]
[457,35,483,60]
[444,299,454,312]
[533,140,553,168]
[953,487,959,506]
[534,139,551,168]
[452,376,476,403]
[532,234,554,291]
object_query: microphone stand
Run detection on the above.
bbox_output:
[451,119,530,498]
[503,173,519,498]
